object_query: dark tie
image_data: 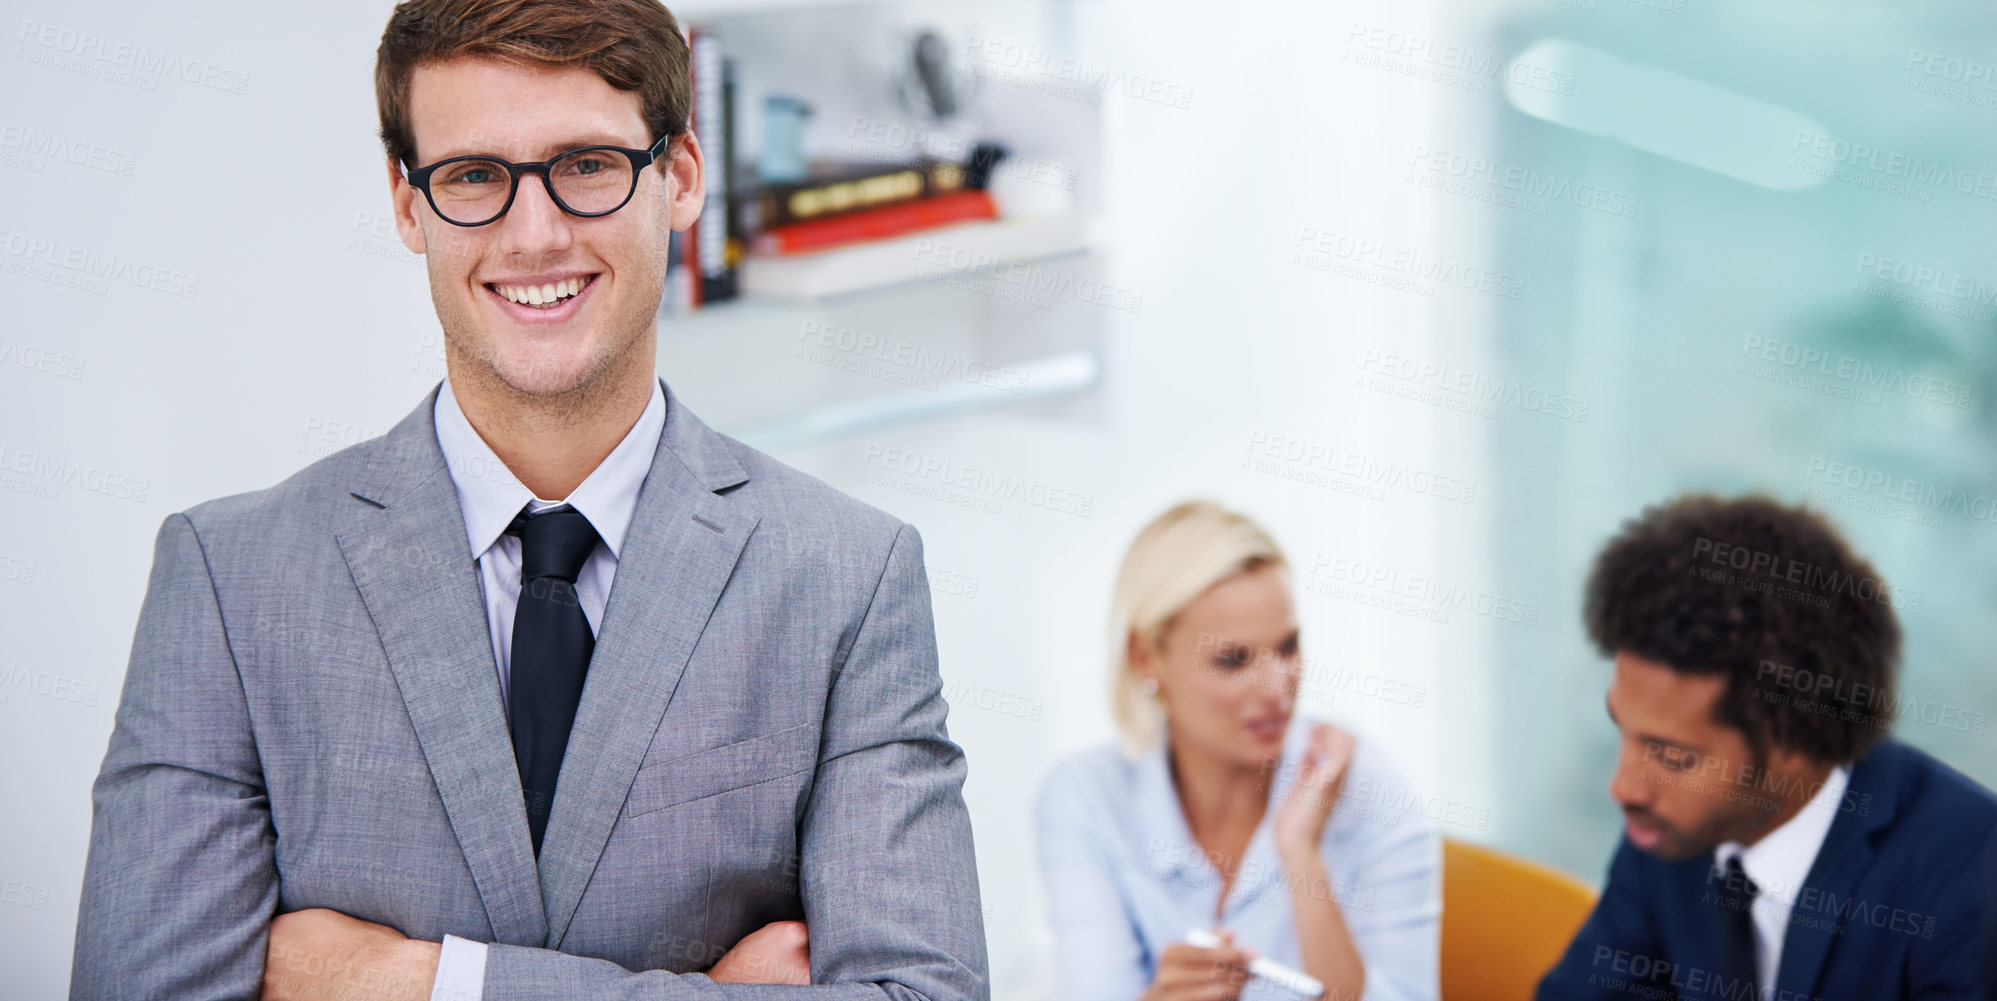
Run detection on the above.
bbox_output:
[1716,854,1761,999]
[505,504,601,856]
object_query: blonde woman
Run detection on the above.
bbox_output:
[1036,501,1440,1001]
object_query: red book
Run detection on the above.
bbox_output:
[751,190,999,255]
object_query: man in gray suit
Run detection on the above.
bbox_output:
[67,1,989,999]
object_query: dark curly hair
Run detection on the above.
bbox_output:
[1583,494,1901,765]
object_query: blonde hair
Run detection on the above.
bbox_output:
[1108,500,1287,755]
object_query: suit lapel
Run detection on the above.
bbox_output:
[1776,745,1900,996]
[537,379,758,949]
[334,384,549,947]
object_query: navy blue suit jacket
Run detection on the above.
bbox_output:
[1537,740,1997,1001]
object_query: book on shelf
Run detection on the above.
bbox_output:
[750,189,998,255]
[683,25,738,307]
[738,159,969,233]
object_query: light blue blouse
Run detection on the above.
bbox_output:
[1035,721,1441,1001]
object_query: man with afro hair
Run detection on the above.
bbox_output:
[1537,495,1995,1001]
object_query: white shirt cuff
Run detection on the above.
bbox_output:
[429,934,489,1001]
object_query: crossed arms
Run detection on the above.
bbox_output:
[69,514,990,1001]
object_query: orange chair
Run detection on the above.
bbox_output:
[1441,839,1598,1001]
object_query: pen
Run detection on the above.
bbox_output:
[1183,928,1325,998]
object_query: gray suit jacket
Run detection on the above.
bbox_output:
[69,378,989,1001]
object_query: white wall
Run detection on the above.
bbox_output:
[33,0,1993,998]
[0,0,1475,994]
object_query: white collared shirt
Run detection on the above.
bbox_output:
[431,376,665,712]
[1713,765,1852,997]
[426,375,667,1001]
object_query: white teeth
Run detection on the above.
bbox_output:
[494,277,588,307]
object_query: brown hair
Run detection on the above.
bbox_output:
[374,0,691,169]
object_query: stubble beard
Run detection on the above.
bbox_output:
[428,259,666,427]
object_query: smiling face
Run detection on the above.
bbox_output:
[388,57,703,402]
[1134,564,1302,773]
[1605,652,1811,860]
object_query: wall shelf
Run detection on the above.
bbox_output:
[738,214,1090,300]
[659,0,1105,449]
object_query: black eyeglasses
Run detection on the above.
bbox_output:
[403,133,675,227]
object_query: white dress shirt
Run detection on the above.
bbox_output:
[1036,720,1443,1001]
[1712,765,1851,998]
[426,376,667,1001]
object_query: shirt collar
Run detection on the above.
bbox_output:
[1131,723,1310,889]
[432,376,666,562]
[1715,764,1851,904]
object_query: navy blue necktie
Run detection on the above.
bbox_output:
[505,504,600,856]
[1716,855,1761,997]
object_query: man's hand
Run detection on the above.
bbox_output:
[707,920,811,985]
[264,907,442,1001]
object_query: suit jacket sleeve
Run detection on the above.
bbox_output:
[1535,839,1660,1001]
[482,521,991,1001]
[69,513,280,1001]
[1908,824,1997,1001]
[1986,829,1997,1001]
